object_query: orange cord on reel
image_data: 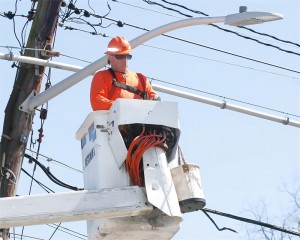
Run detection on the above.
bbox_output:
[125,127,167,186]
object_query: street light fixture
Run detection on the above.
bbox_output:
[19,9,283,113]
[225,11,283,26]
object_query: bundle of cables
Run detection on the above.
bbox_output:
[126,127,167,186]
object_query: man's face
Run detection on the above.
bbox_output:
[109,54,132,73]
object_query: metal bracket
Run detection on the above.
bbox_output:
[220,99,227,109]
[283,116,290,125]
[19,90,36,114]
[143,147,181,217]
[41,41,60,58]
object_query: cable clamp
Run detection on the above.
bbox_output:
[5,47,14,61]
[220,99,227,109]
[8,51,13,61]
[283,116,289,125]
[1,134,11,140]
[1,167,17,184]
[41,41,60,58]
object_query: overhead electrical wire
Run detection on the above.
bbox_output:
[2,2,299,74]
[12,1,23,51]
[1,44,298,119]
[110,0,182,19]
[2,43,299,78]
[26,149,83,173]
[58,4,300,75]
[19,164,300,238]
[20,20,29,51]
[87,0,96,14]
[25,26,61,240]
[48,223,61,240]
[18,168,87,239]
[159,0,300,48]
[202,208,300,237]
[27,81,49,206]
[9,233,45,240]
[1,0,36,54]
[21,164,85,239]
[240,26,300,48]
[202,210,237,233]
[153,32,300,74]
[59,52,95,63]
[144,0,300,50]
[142,0,203,17]
[21,168,55,193]
[140,0,300,56]
[6,0,298,52]
[141,43,300,80]
[148,76,300,118]
[46,224,87,240]
[24,154,83,191]
[1,43,299,119]
[111,0,300,50]
[106,14,300,74]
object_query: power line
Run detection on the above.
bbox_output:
[112,0,300,50]
[9,233,45,240]
[160,0,300,48]
[21,168,86,239]
[148,0,300,50]
[46,224,87,240]
[1,44,298,119]
[59,5,300,74]
[24,154,83,191]
[1,0,36,54]
[64,16,300,74]
[48,223,61,240]
[2,43,298,79]
[202,208,300,237]
[4,1,299,74]
[26,149,83,173]
[21,168,55,193]
[149,77,300,118]
[111,0,182,19]
[240,26,300,48]
[0,45,95,64]
[19,165,300,238]
[1,44,298,118]
[202,210,237,233]
[141,43,300,79]
[159,33,300,74]
[19,163,300,239]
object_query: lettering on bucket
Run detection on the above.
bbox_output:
[84,147,95,169]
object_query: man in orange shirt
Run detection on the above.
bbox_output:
[90,36,159,111]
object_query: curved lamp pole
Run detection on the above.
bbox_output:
[20,10,283,113]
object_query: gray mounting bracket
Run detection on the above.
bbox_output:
[19,90,36,114]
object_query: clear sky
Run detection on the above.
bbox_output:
[1,0,299,239]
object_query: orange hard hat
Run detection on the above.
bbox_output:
[105,36,131,55]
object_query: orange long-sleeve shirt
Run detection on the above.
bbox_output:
[90,69,157,110]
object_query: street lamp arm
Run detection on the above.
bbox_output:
[20,16,227,113]
[129,17,225,48]
[19,10,282,113]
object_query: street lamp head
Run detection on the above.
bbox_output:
[225,11,283,26]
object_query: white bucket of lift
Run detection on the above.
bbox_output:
[171,164,206,213]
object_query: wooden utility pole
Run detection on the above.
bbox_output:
[0,1,62,239]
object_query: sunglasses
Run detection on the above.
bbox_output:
[114,54,132,60]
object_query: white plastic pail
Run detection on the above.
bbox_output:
[171,164,206,213]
